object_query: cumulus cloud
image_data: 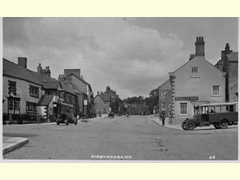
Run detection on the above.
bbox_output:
[3,17,189,98]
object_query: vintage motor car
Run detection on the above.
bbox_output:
[108,111,115,118]
[182,102,238,130]
[56,113,77,125]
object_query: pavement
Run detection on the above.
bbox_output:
[148,115,183,130]
[2,114,110,155]
[3,136,29,155]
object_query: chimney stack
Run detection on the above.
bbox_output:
[37,63,42,73]
[189,54,195,61]
[58,74,65,82]
[195,36,205,57]
[43,66,51,77]
[18,57,27,69]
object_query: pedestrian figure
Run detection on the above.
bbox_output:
[99,111,102,118]
[161,111,165,126]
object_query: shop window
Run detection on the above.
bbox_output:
[180,103,187,115]
[8,81,17,96]
[29,85,39,98]
[191,67,199,77]
[212,86,220,96]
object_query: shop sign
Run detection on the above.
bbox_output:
[84,100,88,105]
[175,96,198,101]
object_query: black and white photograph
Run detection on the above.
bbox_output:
[1,17,238,161]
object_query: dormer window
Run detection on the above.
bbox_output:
[191,67,199,77]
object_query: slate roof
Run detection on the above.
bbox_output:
[38,95,54,106]
[43,81,60,89]
[3,58,42,85]
[99,94,111,102]
[30,70,58,83]
[60,82,75,95]
[3,58,58,86]
[227,52,238,62]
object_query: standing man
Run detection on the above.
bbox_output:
[161,111,165,126]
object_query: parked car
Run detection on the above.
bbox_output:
[56,113,77,125]
[182,102,238,130]
[108,111,114,118]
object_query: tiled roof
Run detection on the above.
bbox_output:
[38,95,54,106]
[3,58,42,85]
[227,52,238,62]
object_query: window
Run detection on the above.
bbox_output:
[191,67,199,77]
[8,81,17,96]
[8,99,20,111]
[9,100,14,110]
[161,92,166,99]
[29,85,39,98]
[14,101,20,110]
[26,102,37,112]
[59,91,64,100]
[212,86,220,96]
[180,103,187,115]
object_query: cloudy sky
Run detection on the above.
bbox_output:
[3,17,238,99]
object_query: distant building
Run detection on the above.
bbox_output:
[215,44,238,102]
[94,92,111,114]
[94,86,124,115]
[166,37,226,125]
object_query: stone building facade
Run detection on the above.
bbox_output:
[165,37,226,125]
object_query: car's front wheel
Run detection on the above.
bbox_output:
[182,122,188,130]
[186,121,195,131]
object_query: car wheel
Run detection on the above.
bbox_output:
[213,123,220,129]
[182,122,187,130]
[219,119,228,129]
[186,121,195,131]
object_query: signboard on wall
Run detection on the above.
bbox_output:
[175,96,198,101]
[84,100,88,105]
